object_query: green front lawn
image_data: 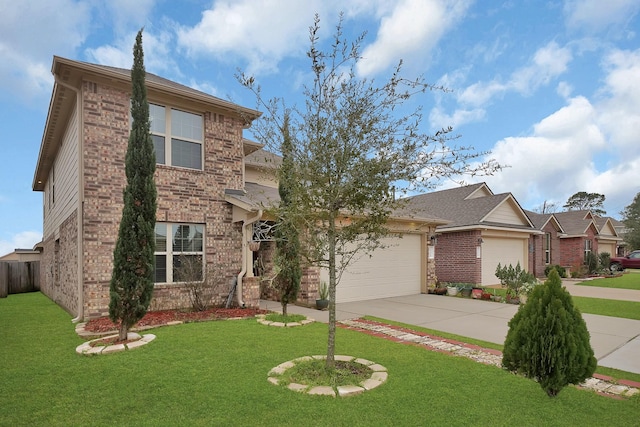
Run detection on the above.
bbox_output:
[577,271,640,290]
[1,293,638,426]
[572,296,640,320]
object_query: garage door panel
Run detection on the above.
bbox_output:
[321,234,422,303]
[481,237,527,286]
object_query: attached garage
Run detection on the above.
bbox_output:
[481,236,528,286]
[321,233,423,303]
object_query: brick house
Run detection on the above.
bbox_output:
[32,56,266,320]
[404,183,538,286]
[33,56,447,319]
[525,210,622,276]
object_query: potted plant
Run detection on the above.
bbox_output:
[495,262,536,304]
[315,281,329,310]
[460,284,473,298]
[481,288,492,300]
[446,283,459,296]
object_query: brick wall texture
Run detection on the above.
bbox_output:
[434,230,482,284]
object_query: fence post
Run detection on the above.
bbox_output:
[0,262,8,298]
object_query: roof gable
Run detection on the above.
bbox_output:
[483,196,531,227]
[405,183,534,231]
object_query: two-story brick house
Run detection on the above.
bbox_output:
[34,56,448,319]
[33,56,266,321]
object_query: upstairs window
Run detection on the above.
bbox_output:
[150,104,203,170]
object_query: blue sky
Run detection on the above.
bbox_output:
[1,0,639,256]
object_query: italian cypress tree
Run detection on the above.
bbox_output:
[273,113,302,316]
[502,269,596,397]
[109,29,157,341]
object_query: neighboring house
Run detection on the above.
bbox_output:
[525,210,622,276]
[552,210,621,270]
[0,246,42,262]
[405,183,538,286]
[609,218,628,256]
[524,211,564,277]
[33,56,447,319]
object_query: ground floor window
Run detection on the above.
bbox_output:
[154,223,204,283]
[583,239,592,263]
[544,233,551,264]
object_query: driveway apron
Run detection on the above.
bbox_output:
[261,289,640,374]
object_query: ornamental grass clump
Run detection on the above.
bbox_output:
[502,269,596,397]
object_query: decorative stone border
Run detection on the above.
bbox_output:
[75,332,156,356]
[256,314,315,327]
[268,354,388,397]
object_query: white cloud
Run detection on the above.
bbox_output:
[596,48,640,152]
[176,0,331,76]
[86,30,177,76]
[564,0,640,33]
[429,106,485,130]
[478,46,640,217]
[481,96,607,211]
[0,0,91,100]
[458,41,572,107]
[357,0,472,77]
[0,231,42,258]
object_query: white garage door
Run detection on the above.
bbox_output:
[320,234,422,303]
[481,237,527,286]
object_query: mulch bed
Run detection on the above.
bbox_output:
[84,307,269,333]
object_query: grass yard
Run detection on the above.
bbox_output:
[1,293,638,426]
[572,296,640,321]
[577,270,640,290]
[446,287,640,321]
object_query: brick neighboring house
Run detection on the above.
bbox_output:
[33,56,448,319]
[525,210,564,277]
[405,183,538,286]
[525,210,622,276]
[553,210,621,272]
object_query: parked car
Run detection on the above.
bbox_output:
[610,250,640,271]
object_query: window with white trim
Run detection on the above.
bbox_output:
[150,104,203,170]
[154,223,204,283]
[544,232,551,264]
[584,239,592,262]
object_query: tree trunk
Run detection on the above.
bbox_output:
[326,218,337,369]
[282,301,288,316]
[118,323,128,341]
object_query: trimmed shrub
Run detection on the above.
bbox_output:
[502,269,596,397]
[544,264,566,278]
[585,251,598,275]
[598,252,611,272]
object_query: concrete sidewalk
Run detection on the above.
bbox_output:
[260,283,640,374]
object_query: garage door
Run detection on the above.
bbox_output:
[320,234,422,303]
[481,237,527,286]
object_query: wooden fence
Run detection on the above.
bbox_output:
[0,261,40,298]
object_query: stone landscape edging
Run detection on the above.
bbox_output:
[256,314,315,327]
[268,354,388,397]
[75,332,156,356]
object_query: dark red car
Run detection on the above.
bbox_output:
[610,250,640,271]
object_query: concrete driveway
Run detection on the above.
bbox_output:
[261,292,640,374]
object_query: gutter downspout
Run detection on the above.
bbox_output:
[236,209,262,308]
[55,75,84,323]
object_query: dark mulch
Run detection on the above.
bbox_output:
[84,307,269,333]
